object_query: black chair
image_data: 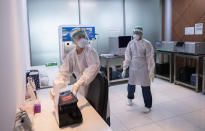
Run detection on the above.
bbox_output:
[85,73,109,125]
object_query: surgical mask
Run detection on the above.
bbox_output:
[133,34,140,40]
[78,38,89,48]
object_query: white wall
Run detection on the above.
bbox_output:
[125,0,162,43]
[0,0,29,130]
[28,0,79,66]
[28,0,162,65]
[80,0,124,54]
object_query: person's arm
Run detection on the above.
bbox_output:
[50,54,73,102]
[77,48,100,87]
[145,41,155,80]
[54,54,73,89]
[123,42,132,70]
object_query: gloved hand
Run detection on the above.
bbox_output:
[122,69,126,78]
[51,80,67,101]
[149,72,155,82]
[53,80,67,89]
[50,88,55,100]
[71,80,83,96]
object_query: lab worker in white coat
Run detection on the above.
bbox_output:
[50,28,110,125]
[122,26,155,113]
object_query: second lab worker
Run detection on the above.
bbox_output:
[122,26,155,113]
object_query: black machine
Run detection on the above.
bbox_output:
[57,91,82,128]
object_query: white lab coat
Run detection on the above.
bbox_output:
[123,39,155,86]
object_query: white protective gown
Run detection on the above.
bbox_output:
[123,39,155,86]
[54,45,110,121]
[55,45,100,96]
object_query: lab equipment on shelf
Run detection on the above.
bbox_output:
[155,41,205,55]
[155,41,205,92]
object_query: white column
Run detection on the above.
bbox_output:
[165,0,172,41]
[0,0,29,130]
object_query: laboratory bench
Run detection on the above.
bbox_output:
[28,65,111,131]
[154,41,205,94]
[155,50,205,93]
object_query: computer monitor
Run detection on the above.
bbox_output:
[109,36,131,56]
[118,36,132,48]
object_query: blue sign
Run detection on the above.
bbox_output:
[62,27,95,42]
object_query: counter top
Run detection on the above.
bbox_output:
[32,88,112,131]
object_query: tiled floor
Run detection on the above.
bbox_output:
[109,78,205,131]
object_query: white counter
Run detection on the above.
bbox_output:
[33,88,112,131]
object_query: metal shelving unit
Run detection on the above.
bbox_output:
[100,55,128,85]
[174,53,201,92]
[203,57,205,94]
[155,50,173,83]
